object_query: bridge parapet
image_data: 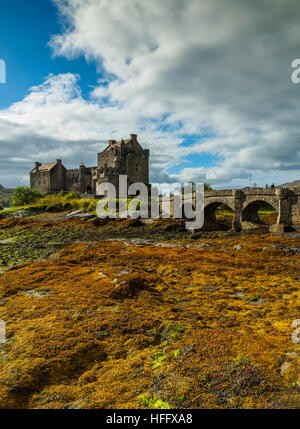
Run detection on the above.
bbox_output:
[244,190,277,197]
[204,190,234,197]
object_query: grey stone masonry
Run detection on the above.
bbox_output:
[30,134,150,195]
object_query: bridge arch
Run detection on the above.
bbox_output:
[203,200,234,230]
[242,200,278,225]
[204,198,235,212]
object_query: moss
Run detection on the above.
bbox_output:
[0,218,300,408]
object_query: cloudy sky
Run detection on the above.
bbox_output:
[0,0,300,188]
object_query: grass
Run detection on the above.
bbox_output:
[216,208,277,217]
[138,394,171,409]
[0,194,98,215]
[0,193,138,216]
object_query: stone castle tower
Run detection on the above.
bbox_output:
[30,134,150,194]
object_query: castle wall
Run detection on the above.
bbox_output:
[79,166,94,193]
[125,148,149,186]
[66,169,80,192]
[30,170,51,194]
[49,162,66,192]
[66,166,95,193]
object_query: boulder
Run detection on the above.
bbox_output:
[66,210,96,220]
[13,210,35,218]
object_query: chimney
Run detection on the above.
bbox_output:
[109,140,116,146]
[56,159,62,165]
[130,134,137,141]
[35,162,41,171]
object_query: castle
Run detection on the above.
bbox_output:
[30,134,150,195]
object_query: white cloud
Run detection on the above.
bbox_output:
[1,0,300,188]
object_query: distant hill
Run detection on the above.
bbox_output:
[278,179,300,188]
[0,184,14,207]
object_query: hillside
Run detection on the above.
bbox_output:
[0,185,14,207]
[279,180,300,188]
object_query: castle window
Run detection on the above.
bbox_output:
[136,164,139,172]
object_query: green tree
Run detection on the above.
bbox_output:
[204,183,213,191]
[10,186,44,207]
[191,182,213,192]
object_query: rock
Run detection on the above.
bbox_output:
[202,285,218,292]
[291,321,300,344]
[67,210,86,218]
[23,288,52,298]
[155,242,184,248]
[12,210,35,218]
[76,213,97,220]
[124,239,153,246]
[99,272,108,279]
[117,270,130,276]
[234,245,243,251]
[280,361,292,375]
[262,245,300,255]
[286,352,298,358]
[140,219,155,225]
[287,247,300,255]
[66,210,96,220]
[181,345,196,354]
[185,243,215,249]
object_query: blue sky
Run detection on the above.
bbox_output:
[0,0,300,189]
[0,0,97,109]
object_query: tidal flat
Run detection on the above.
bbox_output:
[0,216,300,409]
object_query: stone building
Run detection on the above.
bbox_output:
[30,134,150,195]
[30,160,67,194]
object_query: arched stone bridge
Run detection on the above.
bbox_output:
[163,187,300,232]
